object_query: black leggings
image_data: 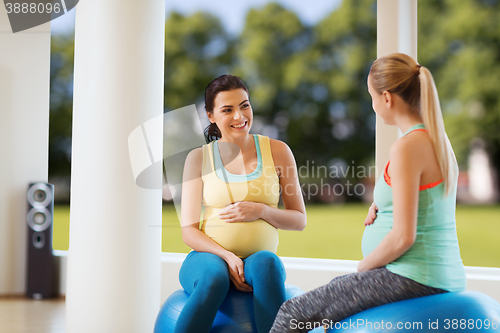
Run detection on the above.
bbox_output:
[269,268,448,333]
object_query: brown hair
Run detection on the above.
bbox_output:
[369,53,456,195]
[204,75,249,143]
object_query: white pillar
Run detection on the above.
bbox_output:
[0,8,51,294]
[376,0,417,178]
[65,0,164,332]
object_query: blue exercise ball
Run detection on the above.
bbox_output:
[323,291,500,332]
[154,284,304,333]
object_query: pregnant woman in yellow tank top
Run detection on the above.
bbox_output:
[176,75,306,333]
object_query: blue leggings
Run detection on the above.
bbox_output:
[174,250,287,333]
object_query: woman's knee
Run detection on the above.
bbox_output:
[246,250,279,265]
[200,264,230,292]
[180,252,230,294]
[245,251,286,282]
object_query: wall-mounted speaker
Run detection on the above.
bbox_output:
[26,182,57,299]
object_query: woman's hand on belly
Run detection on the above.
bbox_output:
[219,201,264,223]
[223,251,253,292]
[364,202,379,226]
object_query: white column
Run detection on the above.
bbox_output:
[65,0,164,332]
[0,8,50,294]
[375,0,417,178]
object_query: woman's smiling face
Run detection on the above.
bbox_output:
[208,88,253,140]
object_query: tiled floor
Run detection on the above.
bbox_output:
[0,297,65,333]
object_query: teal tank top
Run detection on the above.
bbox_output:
[361,124,466,292]
[213,134,263,182]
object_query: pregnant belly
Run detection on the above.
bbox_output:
[361,216,393,257]
[202,217,279,258]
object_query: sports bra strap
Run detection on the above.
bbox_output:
[403,123,426,136]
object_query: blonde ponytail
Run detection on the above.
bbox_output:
[419,67,457,195]
[370,53,457,196]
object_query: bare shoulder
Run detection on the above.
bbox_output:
[186,147,203,162]
[390,131,434,167]
[184,147,203,176]
[269,139,297,179]
[269,139,294,163]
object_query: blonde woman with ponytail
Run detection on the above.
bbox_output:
[269,53,466,333]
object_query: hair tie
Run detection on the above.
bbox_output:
[416,64,422,73]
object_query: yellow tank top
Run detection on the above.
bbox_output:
[201,134,280,258]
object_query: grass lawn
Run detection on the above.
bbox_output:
[53,203,500,268]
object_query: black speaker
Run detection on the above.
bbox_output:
[26,182,57,299]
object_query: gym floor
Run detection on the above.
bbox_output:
[0,296,65,333]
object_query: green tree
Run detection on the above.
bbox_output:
[236,1,377,199]
[49,1,500,202]
[49,33,74,180]
[235,3,306,112]
[164,11,233,110]
[308,0,377,169]
[419,0,500,194]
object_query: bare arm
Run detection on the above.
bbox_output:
[358,140,420,272]
[218,140,307,231]
[180,148,252,292]
[261,139,306,230]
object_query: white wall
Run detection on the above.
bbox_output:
[0,7,51,294]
